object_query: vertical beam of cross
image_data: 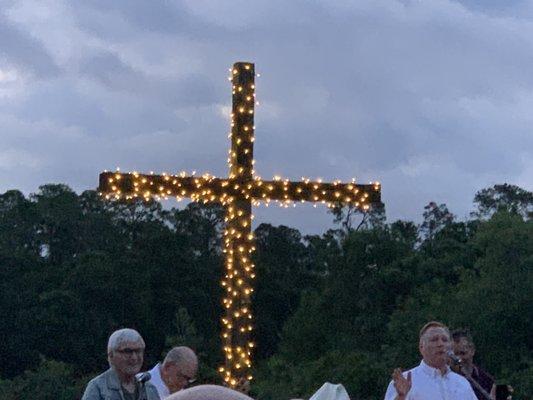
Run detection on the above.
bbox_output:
[221,63,256,385]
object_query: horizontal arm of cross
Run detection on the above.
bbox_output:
[99,172,381,210]
[247,179,381,208]
[99,171,235,203]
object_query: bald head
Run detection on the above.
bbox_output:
[161,346,199,393]
[163,346,198,368]
[167,385,253,400]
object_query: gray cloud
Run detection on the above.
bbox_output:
[0,0,532,233]
[0,13,60,77]
[78,50,218,108]
[453,0,532,17]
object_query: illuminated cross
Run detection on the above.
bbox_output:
[98,62,381,387]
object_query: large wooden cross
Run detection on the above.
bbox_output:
[99,62,381,387]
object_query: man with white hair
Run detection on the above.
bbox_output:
[144,346,198,399]
[384,321,477,400]
[82,328,160,400]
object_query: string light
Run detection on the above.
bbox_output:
[98,61,381,388]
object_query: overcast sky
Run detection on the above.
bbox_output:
[1,0,532,233]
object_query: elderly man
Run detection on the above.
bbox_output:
[82,328,160,400]
[384,321,477,400]
[451,329,496,400]
[144,346,198,399]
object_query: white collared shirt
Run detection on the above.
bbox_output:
[148,363,170,400]
[384,360,477,400]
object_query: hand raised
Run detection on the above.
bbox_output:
[392,368,412,398]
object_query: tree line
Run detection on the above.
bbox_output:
[0,183,531,399]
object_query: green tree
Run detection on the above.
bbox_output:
[252,224,317,360]
[254,351,384,400]
[0,252,42,378]
[329,202,386,233]
[448,212,533,398]
[473,183,533,220]
[1,183,531,399]
[164,307,204,355]
[31,184,85,265]
[0,359,84,400]
[0,190,40,257]
[268,225,418,382]
[164,307,220,383]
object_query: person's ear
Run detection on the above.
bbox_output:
[161,362,171,378]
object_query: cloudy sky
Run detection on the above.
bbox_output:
[1,0,532,233]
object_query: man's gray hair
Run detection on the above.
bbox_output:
[163,346,197,367]
[107,328,145,354]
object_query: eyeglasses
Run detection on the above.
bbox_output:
[116,347,144,356]
[178,371,196,386]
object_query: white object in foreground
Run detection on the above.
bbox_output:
[309,383,350,400]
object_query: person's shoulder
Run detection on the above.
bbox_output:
[82,371,110,400]
[86,368,118,392]
[86,370,109,385]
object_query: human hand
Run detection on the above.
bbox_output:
[392,368,412,399]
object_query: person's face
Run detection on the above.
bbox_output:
[163,360,198,393]
[109,341,144,378]
[452,338,475,366]
[419,327,451,369]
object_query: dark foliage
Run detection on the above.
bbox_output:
[0,183,531,399]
